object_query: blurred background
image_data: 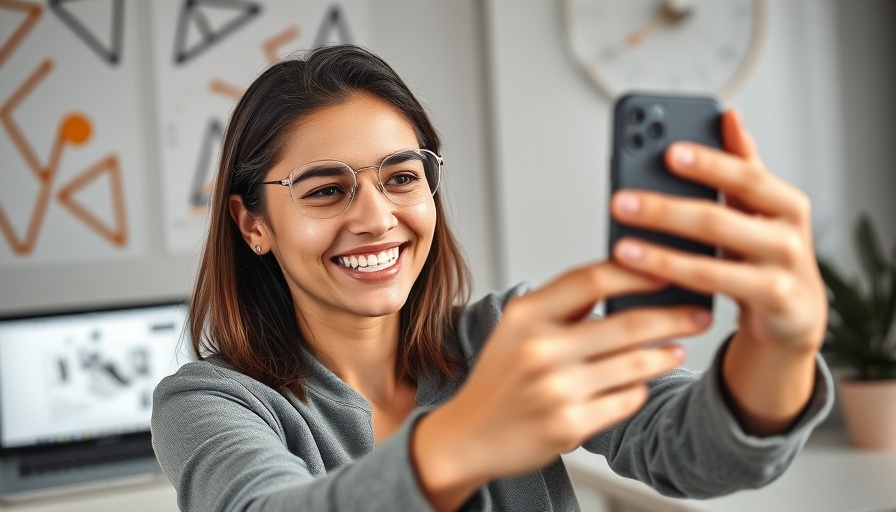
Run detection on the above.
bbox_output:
[0,1,894,510]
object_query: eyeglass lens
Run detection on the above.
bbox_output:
[288,149,440,219]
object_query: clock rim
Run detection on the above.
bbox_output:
[561,0,768,100]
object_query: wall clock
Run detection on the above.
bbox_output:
[562,0,767,99]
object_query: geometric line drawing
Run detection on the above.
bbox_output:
[0,0,43,70]
[56,153,128,246]
[172,0,262,65]
[263,24,299,62]
[190,118,221,211]
[1,51,129,255]
[206,24,300,100]
[47,0,125,66]
[0,59,63,256]
[208,78,242,99]
[0,166,52,255]
[1,59,57,182]
[0,78,94,255]
[312,4,353,48]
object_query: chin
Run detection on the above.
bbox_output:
[351,303,405,318]
[346,290,409,318]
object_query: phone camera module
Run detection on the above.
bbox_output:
[647,122,664,139]
[629,107,646,125]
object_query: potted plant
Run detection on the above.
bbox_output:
[817,213,896,450]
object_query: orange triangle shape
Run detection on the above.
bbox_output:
[56,154,128,247]
[0,0,42,69]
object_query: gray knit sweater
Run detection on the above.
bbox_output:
[151,284,833,511]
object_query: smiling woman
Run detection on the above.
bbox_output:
[150,45,834,512]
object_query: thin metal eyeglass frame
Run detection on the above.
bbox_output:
[259,148,443,219]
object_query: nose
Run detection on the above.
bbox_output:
[343,168,397,236]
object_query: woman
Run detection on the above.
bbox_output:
[152,45,832,511]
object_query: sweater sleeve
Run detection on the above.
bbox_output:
[151,363,442,512]
[581,338,835,498]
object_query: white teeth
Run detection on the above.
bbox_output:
[336,247,400,272]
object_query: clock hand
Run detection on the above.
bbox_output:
[626,0,695,48]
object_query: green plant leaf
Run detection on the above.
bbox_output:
[825,320,872,363]
[855,214,886,312]
[884,254,896,343]
[818,259,872,330]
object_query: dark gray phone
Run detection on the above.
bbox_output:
[606,92,722,314]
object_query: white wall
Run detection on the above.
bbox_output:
[369,0,499,300]
[835,0,896,268]
[484,0,894,371]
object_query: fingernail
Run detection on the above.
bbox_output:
[730,108,743,127]
[617,240,643,261]
[615,192,641,216]
[668,344,686,360]
[692,309,712,327]
[672,145,695,168]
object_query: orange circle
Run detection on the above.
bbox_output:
[61,114,92,145]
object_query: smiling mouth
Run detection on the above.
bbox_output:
[333,246,401,273]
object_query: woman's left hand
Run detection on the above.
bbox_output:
[609,109,827,434]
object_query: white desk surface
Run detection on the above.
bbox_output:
[0,476,178,512]
[563,424,896,512]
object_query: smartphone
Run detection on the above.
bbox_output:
[606,92,722,315]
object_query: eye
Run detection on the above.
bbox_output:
[386,172,421,186]
[303,185,346,199]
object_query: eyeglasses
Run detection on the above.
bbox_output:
[260,148,442,219]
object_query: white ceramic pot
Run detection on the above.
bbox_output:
[836,378,896,450]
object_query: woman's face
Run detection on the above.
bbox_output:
[259,92,437,322]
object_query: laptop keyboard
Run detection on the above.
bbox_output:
[19,442,156,477]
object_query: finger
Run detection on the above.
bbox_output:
[611,190,798,263]
[566,383,649,443]
[664,129,809,222]
[510,262,668,323]
[613,238,794,310]
[565,305,710,361]
[721,109,759,160]
[559,344,684,401]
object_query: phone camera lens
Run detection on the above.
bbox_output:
[630,133,644,149]
[647,122,664,139]
[629,108,645,125]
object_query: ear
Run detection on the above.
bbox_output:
[229,194,268,254]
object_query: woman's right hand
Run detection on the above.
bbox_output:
[411,261,712,510]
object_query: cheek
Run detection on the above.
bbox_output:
[409,200,438,243]
[267,206,333,262]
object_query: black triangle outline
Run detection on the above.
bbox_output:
[313,4,353,48]
[48,0,124,66]
[173,0,262,66]
[190,118,222,208]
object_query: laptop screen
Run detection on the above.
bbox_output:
[0,301,193,452]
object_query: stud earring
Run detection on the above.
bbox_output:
[254,244,262,253]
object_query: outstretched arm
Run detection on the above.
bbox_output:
[411,264,712,510]
[609,109,827,436]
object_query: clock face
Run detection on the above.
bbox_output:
[563,0,766,99]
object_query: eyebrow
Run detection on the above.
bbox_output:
[292,165,350,184]
[382,150,425,166]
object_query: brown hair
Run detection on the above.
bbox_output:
[190,45,472,400]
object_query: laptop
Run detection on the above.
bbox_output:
[0,300,193,501]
